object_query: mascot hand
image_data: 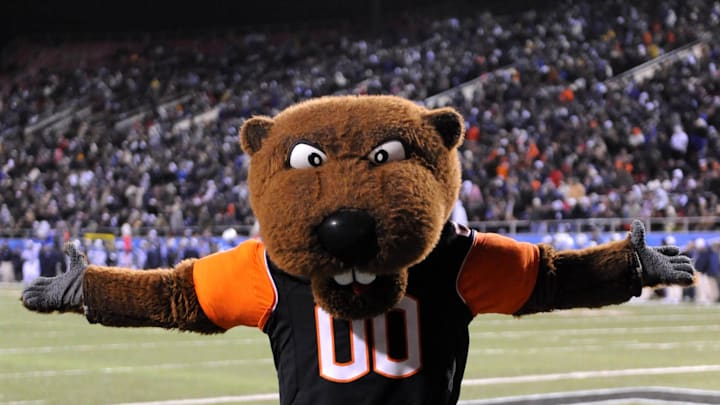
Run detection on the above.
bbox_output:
[630,220,695,287]
[22,242,86,313]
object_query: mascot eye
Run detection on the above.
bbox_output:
[369,140,406,165]
[288,143,327,169]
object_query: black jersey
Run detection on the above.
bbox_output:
[192,222,540,405]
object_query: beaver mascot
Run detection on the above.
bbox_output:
[22,95,695,405]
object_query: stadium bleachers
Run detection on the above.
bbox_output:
[2,2,720,403]
[0,0,718,248]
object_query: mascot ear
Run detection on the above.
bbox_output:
[240,116,274,155]
[423,107,464,149]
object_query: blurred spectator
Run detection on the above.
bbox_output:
[143,233,164,269]
[106,241,118,267]
[0,0,717,240]
[20,240,41,284]
[451,199,469,226]
[12,245,23,281]
[218,227,240,252]
[711,239,720,301]
[694,238,720,303]
[135,241,148,270]
[87,239,108,266]
[115,239,136,268]
[159,238,177,267]
[39,243,64,277]
[0,241,15,281]
[180,237,200,260]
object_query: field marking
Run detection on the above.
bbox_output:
[0,329,225,339]
[113,394,279,405]
[4,314,719,341]
[0,338,267,355]
[457,386,720,405]
[0,358,273,379]
[3,324,718,355]
[462,365,720,386]
[6,365,720,404]
[0,401,46,405]
[474,313,720,327]
[548,400,694,405]
[4,357,720,382]
[96,372,720,405]
[8,386,720,405]
[4,311,720,329]
[469,339,720,356]
[3,338,718,359]
[471,324,720,339]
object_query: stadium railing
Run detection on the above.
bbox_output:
[605,34,711,90]
[467,216,720,235]
[1,216,717,240]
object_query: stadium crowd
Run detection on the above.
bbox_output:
[0,0,719,287]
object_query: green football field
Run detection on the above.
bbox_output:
[2,284,720,404]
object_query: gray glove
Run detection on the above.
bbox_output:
[21,242,86,313]
[630,220,695,287]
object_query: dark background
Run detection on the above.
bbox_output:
[0,0,550,48]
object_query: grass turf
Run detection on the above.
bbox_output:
[2,285,719,404]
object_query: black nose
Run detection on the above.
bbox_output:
[317,209,378,265]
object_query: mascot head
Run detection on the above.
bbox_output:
[240,95,464,319]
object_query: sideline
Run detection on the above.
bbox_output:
[0,338,266,355]
[4,357,720,380]
[113,394,279,405]
[458,386,720,404]
[470,324,720,339]
[2,339,718,357]
[67,366,720,405]
[461,365,720,386]
[0,359,274,379]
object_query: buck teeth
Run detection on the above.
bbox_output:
[332,269,377,286]
[354,271,376,285]
[333,271,354,286]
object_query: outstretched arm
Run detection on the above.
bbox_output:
[457,220,695,317]
[515,220,695,315]
[22,242,222,333]
[21,240,275,333]
[81,258,223,333]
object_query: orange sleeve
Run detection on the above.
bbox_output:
[457,233,539,316]
[192,240,277,330]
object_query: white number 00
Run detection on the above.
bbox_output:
[314,296,422,382]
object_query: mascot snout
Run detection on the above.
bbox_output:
[239,95,466,320]
[317,209,378,266]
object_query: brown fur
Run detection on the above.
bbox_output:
[241,95,464,319]
[83,260,224,333]
[515,237,642,315]
[74,95,649,326]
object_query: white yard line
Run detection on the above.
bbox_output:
[0,338,266,355]
[4,366,720,404]
[461,365,720,386]
[4,312,719,330]
[0,401,46,405]
[86,368,720,405]
[2,324,717,356]
[470,324,720,339]
[474,312,720,327]
[469,340,720,355]
[457,386,720,404]
[113,394,280,405]
[0,327,212,338]
[3,338,717,358]
[0,358,273,379]
[4,350,720,380]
